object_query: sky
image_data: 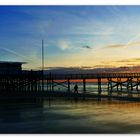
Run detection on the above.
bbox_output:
[1,6,140,70]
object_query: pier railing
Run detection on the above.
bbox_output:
[45,73,140,80]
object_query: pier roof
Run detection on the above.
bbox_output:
[0,61,26,65]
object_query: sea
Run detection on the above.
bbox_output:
[0,82,140,133]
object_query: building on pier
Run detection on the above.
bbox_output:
[0,61,43,92]
[0,61,26,74]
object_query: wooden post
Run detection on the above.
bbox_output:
[131,78,133,91]
[110,79,112,92]
[127,78,129,91]
[49,72,52,92]
[83,78,86,92]
[47,79,48,91]
[107,78,109,91]
[68,79,70,92]
[136,78,139,91]
[98,78,101,93]
[31,80,34,92]
[52,79,54,92]
[108,78,112,92]
[98,78,101,101]
[117,78,119,91]
[120,78,122,91]
[35,78,37,92]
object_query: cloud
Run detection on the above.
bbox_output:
[105,40,140,49]
[0,47,32,61]
[116,58,140,63]
[127,41,140,46]
[82,45,92,49]
[126,33,140,46]
[105,44,125,48]
[58,40,71,50]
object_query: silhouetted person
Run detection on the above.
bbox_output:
[74,84,78,93]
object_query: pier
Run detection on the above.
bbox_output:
[45,73,140,93]
[1,72,140,93]
[1,72,140,101]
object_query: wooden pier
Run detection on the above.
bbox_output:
[45,73,140,93]
[1,72,140,101]
[1,72,140,93]
[0,70,43,92]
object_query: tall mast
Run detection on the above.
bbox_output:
[42,40,44,91]
[42,40,44,72]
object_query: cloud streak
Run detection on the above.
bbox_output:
[116,58,140,63]
[0,47,32,61]
[105,40,140,49]
[105,44,125,48]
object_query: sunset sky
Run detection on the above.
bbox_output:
[1,6,140,70]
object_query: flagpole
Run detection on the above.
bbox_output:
[42,40,44,91]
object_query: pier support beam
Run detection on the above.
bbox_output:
[120,78,122,91]
[107,78,112,92]
[131,78,133,91]
[136,78,139,91]
[52,79,54,92]
[98,78,101,101]
[68,79,70,92]
[117,78,119,91]
[83,79,86,93]
[98,78,101,93]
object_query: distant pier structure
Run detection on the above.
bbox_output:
[0,61,42,92]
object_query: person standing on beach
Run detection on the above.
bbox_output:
[74,84,78,93]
